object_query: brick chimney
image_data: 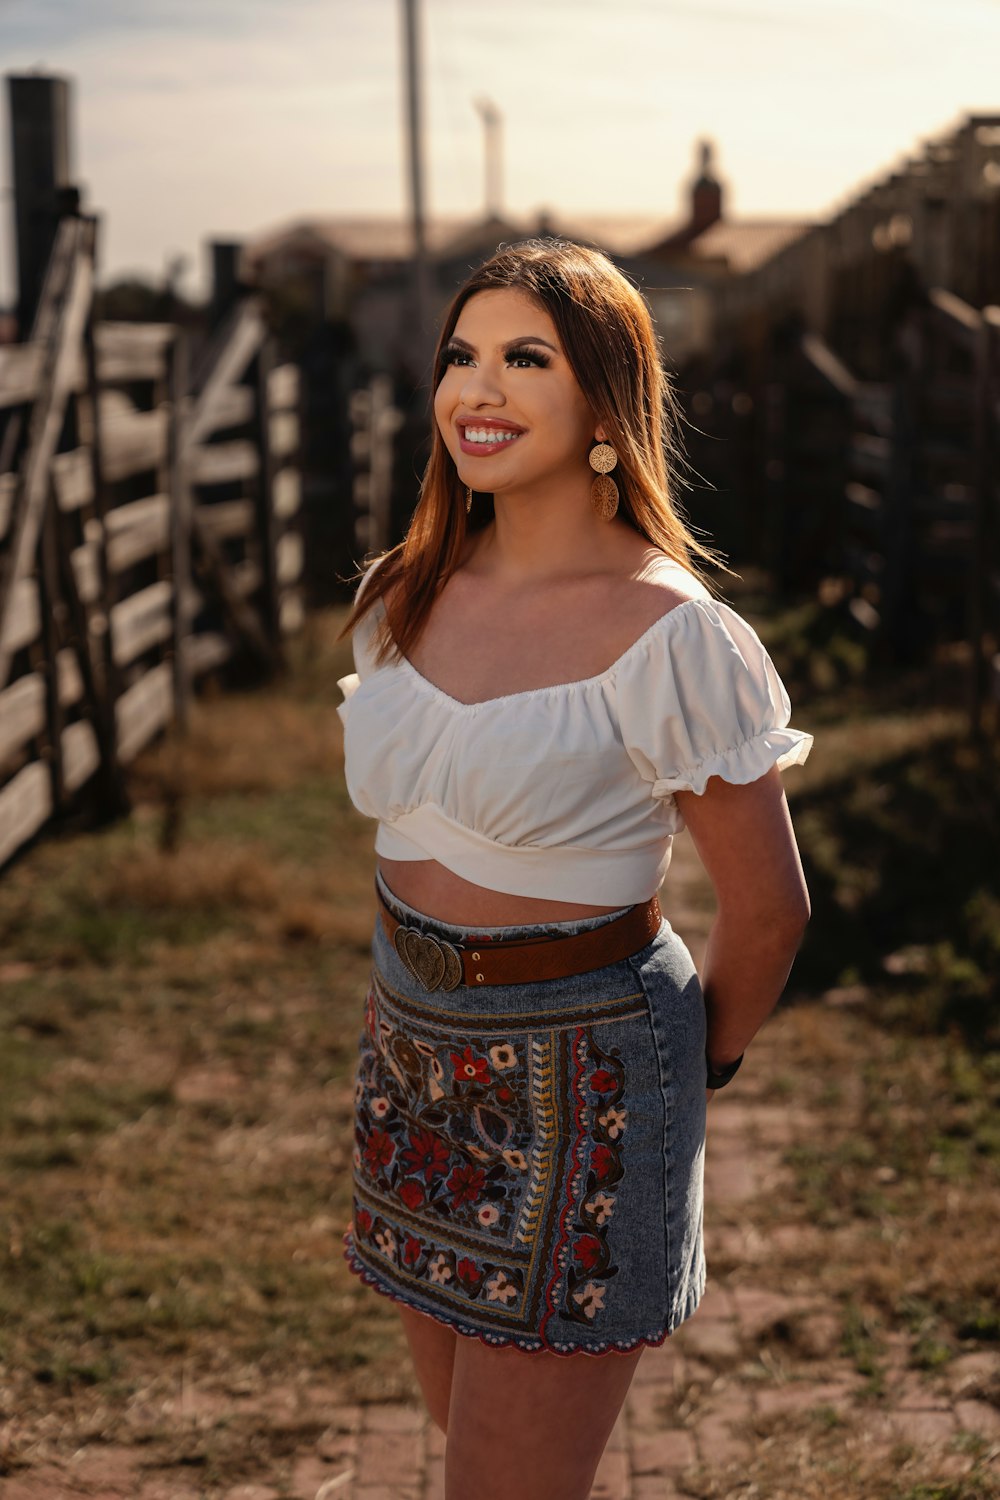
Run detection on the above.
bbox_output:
[690,139,723,234]
[647,137,724,257]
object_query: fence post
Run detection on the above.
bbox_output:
[760,377,787,584]
[78,214,130,820]
[0,215,83,690]
[989,310,1000,733]
[36,482,66,812]
[7,74,74,341]
[969,307,1000,738]
[251,336,281,659]
[168,329,194,732]
[880,311,921,665]
[349,374,404,556]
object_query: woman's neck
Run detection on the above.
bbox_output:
[470,482,617,586]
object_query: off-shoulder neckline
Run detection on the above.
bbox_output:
[388,594,727,712]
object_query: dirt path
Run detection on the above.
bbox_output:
[4,830,998,1499]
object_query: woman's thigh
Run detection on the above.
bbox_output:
[445,1337,644,1500]
[398,1305,457,1433]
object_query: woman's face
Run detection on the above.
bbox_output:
[433,287,602,495]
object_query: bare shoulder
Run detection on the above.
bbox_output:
[578,535,713,660]
[616,536,715,614]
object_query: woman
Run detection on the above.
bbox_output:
[335,239,812,1500]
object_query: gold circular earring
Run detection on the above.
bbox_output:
[465,486,473,514]
[589,442,619,521]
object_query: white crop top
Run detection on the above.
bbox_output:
[336,557,814,905]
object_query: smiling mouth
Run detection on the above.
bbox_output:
[458,426,525,454]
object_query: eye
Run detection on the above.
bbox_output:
[506,346,551,369]
[440,345,473,368]
[438,344,552,370]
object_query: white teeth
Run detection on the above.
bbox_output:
[465,427,520,444]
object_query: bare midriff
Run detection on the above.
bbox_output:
[376,855,627,928]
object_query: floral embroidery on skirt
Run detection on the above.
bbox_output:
[343,880,708,1356]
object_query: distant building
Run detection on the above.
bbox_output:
[242,140,813,370]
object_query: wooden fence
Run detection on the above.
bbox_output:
[721,288,1000,736]
[0,213,305,872]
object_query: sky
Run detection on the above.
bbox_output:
[1,0,998,303]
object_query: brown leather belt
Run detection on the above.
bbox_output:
[376,883,662,991]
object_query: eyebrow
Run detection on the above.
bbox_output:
[445,334,559,354]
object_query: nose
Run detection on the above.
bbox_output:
[459,360,505,407]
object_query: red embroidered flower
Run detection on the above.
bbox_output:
[456,1257,483,1289]
[447,1162,486,1208]
[363,1127,395,1174]
[573,1234,602,1271]
[450,1046,490,1084]
[354,1208,373,1236]
[402,1234,423,1267]
[401,1128,450,1182]
[590,1068,618,1094]
[496,1086,514,1103]
[592,1143,615,1181]
[398,1179,426,1210]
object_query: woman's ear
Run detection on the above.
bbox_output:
[594,425,607,443]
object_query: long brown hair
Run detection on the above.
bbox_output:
[337,238,734,666]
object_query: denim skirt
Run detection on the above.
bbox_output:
[342,869,708,1357]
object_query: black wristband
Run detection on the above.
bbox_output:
[705,1051,744,1090]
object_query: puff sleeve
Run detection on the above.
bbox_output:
[336,558,387,722]
[617,598,813,811]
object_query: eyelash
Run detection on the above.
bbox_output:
[439,344,551,370]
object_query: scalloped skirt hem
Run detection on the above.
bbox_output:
[343,1230,705,1358]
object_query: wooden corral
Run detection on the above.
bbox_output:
[706,116,1000,373]
[676,116,1000,739]
[684,294,1000,737]
[0,213,305,873]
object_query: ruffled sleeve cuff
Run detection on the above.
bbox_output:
[615,596,814,803]
[651,723,813,799]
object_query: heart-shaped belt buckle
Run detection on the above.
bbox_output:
[393,926,464,991]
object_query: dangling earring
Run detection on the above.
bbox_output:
[465,486,473,514]
[589,441,619,521]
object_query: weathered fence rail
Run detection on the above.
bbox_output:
[834,292,1000,731]
[0,212,305,872]
[689,286,1000,739]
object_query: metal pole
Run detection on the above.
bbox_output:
[401,0,432,367]
[474,97,503,219]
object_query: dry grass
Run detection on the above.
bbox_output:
[0,608,421,1494]
[745,1005,1000,1355]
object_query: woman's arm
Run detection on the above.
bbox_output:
[672,764,811,1073]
